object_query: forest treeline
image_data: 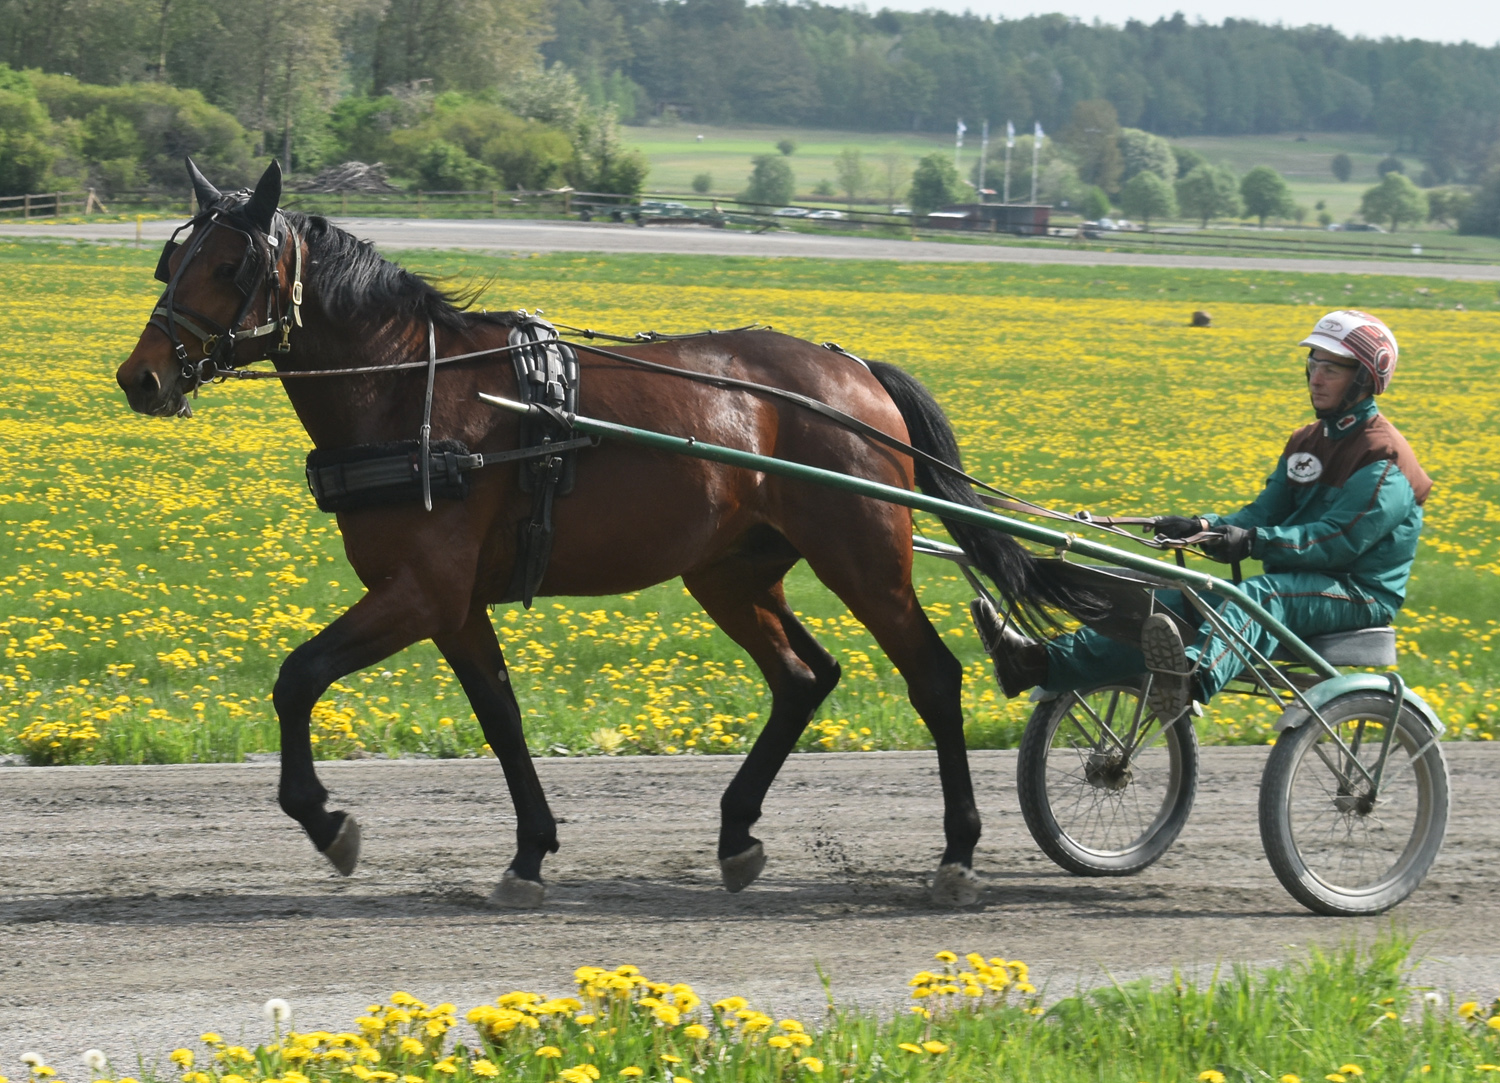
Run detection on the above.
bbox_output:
[1,0,1499,232]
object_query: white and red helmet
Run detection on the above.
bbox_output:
[1299,310,1399,395]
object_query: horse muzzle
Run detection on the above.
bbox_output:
[117,354,193,418]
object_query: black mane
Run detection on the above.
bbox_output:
[293,212,517,334]
[210,195,516,335]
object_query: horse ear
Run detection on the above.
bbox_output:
[185,157,221,209]
[245,159,282,233]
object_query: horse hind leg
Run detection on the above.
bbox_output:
[434,601,558,908]
[683,544,841,893]
[793,520,982,907]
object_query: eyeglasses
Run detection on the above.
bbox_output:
[1306,355,1359,379]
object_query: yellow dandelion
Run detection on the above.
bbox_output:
[469,1062,499,1079]
[168,1051,194,1069]
[921,1041,949,1055]
[618,1070,643,1078]
[683,1024,709,1039]
[897,1043,924,1055]
[536,1048,563,1059]
[1198,1073,1227,1083]
[801,1058,825,1074]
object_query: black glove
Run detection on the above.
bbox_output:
[1201,525,1256,563]
[1149,515,1206,540]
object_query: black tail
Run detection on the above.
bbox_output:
[867,360,1094,632]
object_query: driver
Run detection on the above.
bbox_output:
[977,310,1431,721]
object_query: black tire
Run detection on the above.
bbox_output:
[1017,681,1198,876]
[1259,692,1448,916]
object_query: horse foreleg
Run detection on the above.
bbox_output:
[434,602,558,908]
[684,563,840,893]
[273,573,442,874]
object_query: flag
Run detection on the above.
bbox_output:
[1035,121,1045,140]
[1007,120,1015,147]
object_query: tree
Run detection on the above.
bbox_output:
[0,68,56,195]
[832,147,866,209]
[1426,186,1472,228]
[1118,128,1174,184]
[1170,145,1206,178]
[1458,169,1500,236]
[1377,155,1405,177]
[908,152,962,215]
[1080,186,1111,220]
[1063,99,1123,194]
[876,149,910,211]
[691,172,711,194]
[1331,153,1352,182]
[1175,164,1241,227]
[1119,170,1176,228]
[372,0,551,96]
[1360,172,1427,231]
[1240,166,1294,227]
[776,139,796,156]
[742,153,794,205]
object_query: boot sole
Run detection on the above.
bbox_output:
[1141,614,1190,721]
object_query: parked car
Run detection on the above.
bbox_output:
[807,209,845,220]
[1341,222,1386,232]
[891,206,912,215]
[772,207,810,217]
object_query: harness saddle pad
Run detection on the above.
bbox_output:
[306,439,474,513]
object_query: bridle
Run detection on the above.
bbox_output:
[149,201,304,394]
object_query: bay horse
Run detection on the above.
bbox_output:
[116,159,1077,907]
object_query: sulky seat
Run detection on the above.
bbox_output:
[1271,626,1397,667]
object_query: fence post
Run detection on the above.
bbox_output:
[23,193,30,220]
[417,190,424,217]
[492,188,498,217]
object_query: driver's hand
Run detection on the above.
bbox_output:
[1148,515,1206,540]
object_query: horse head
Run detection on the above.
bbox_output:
[117,158,298,418]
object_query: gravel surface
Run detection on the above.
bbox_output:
[3,746,1497,1067]
[3,218,1498,280]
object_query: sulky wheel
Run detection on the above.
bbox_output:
[1258,692,1449,916]
[1017,680,1198,876]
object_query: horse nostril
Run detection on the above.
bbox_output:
[139,369,161,394]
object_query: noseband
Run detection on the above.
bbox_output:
[149,202,304,393]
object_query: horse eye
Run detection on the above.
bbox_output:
[214,262,238,279]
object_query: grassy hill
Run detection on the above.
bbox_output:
[623,124,1450,230]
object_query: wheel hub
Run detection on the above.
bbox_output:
[1085,751,1133,791]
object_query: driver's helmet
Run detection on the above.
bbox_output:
[1298,310,1399,395]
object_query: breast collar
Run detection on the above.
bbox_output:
[148,203,304,394]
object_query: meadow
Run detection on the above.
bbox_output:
[1,241,1498,765]
[17,937,1500,1083]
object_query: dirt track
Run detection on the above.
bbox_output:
[3,747,1498,1066]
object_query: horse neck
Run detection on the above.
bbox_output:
[274,311,431,449]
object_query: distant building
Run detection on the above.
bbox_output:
[925,203,1050,235]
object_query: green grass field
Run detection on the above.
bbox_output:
[57,934,1500,1083]
[2,241,1498,765]
[624,123,1468,237]
[622,124,953,200]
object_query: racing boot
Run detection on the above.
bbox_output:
[1140,612,1193,721]
[970,597,1049,698]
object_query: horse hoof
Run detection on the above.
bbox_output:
[321,814,361,877]
[489,869,546,909]
[930,862,981,907]
[720,842,767,893]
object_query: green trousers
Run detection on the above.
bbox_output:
[1042,571,1395,700]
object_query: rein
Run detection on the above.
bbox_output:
[155,225,1174,549]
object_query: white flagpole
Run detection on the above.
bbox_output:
[954,118,966,171]
[1003,120,1014,203]
[1032,122,1044,204]
[977,120,989,203]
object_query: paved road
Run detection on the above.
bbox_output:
[4,217,1499,280]
[3,747,1496,1066]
